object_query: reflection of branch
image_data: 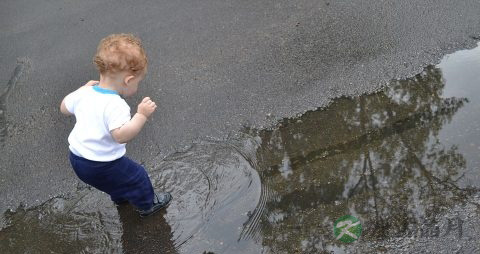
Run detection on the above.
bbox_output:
[285,97,467,170]
[348,96,369,199]
[402,141,480,209]
[347,151,368,198]
[452,172,466,183]
[349,96,380,220]
[399,135,478,194]
[367,152,380,220]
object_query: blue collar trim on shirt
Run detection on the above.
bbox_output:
[93,85,119,95]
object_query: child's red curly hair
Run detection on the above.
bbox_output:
[93,34,148,76]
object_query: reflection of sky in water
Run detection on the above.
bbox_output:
[438,43,480,188]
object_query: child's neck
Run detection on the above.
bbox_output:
[98,75,124,93]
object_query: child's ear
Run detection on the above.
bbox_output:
[124,75,135,86]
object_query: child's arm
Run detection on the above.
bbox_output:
[111,97,157,144]
[60,80,99,116]
[60,98,73,116]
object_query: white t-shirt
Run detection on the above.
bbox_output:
[64,85,131,162]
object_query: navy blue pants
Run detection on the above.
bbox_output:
[69,151,154,211]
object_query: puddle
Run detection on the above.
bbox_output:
[0,138,263,254]
[246,59,480,252]
[2,45,480,253]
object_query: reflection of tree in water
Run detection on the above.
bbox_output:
[241,67,473,253]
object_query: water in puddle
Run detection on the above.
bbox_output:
[2,45,480,253]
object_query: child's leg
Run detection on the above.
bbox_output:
[110,156,155,211]
[69,152,155,211]
[110,195,128,204]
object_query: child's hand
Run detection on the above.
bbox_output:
[137,97,157,118]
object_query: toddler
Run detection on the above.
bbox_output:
[60,34,172,217]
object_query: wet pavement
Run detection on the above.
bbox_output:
[2,0,480,219]
[2,42,480,253]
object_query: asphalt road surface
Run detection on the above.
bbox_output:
[1,0,480,225]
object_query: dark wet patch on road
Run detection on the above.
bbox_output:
[2,45,480,253]
[0,59,30,146]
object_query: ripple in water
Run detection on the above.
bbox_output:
[151,138,263,253]
[0,136,263,254]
